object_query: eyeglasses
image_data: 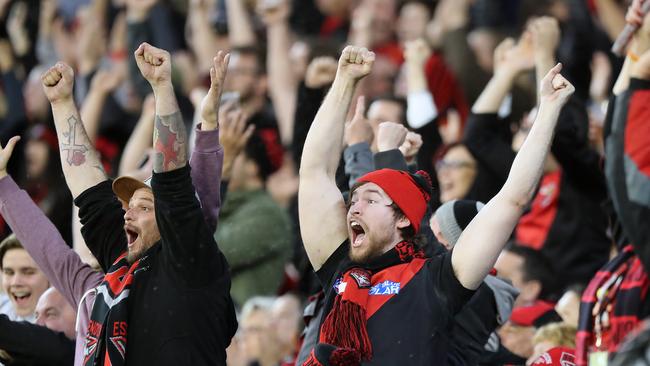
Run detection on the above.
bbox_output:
[435,160,476,171]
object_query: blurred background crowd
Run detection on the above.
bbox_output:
[0,0,649,365]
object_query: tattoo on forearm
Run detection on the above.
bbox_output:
[60,115,90,166]
[153,111,187,172]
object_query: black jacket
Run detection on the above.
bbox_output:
[0,315,74,366]
[75,166,237,365]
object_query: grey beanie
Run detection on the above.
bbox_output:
[434,199,485,247]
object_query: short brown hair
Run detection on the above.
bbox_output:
[0,234,23,270]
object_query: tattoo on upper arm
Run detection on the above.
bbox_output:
[154,111,187,172]
[60,115,91,166]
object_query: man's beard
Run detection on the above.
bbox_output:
[349,235,390,263]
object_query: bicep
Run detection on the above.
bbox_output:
[298,173,348,271]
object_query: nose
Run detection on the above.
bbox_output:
[9,273,25,287]
[124,207,134,222]
[35,313,46,326]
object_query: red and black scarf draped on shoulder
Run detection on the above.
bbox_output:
[575,245,650,366]
[303,241,425,366]
[83,253,142,366]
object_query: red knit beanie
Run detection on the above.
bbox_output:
[357,169,431,233]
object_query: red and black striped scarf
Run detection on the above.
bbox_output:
[575,245,650,366]
[83,253,141,366]
[303,241,425,366]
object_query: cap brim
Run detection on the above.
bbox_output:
[112,176,151,203]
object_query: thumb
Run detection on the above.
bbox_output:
[1,136,21,161]
[545,62,563,82]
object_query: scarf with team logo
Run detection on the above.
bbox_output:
[83,253,141,366]
[303,241,425,366]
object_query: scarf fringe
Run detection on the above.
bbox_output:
[320,296,372,361]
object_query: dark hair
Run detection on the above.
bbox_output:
[231,46,267,75]
[506,244,559,301]
[369,95,407,125]
[0,234,23,270]
[244,127,284,182]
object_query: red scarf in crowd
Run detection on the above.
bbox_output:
[575,245,650,366]
[303,241,425,366]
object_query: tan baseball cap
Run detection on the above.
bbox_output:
[112,176,152,203]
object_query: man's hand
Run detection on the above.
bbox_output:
[134,42,172,90]
[90,67,125,95]
[376,121,408,152]
[493,35,535,77]
[219,105,255,179]
[336,45,375,83]
[399,132,423,164]
[404,39,431,68]
[41,62,75,105]
[529,17,560,59]
[0,136,20,179]
[200,51,230,128]
[344,96,373,146]
[539,63,575,107]
[305,56,338,89]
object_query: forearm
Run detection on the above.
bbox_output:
[189,126,224,232]
[118,113,154,175]
[79,88,109,143]
[0,176,101,308]
[226,0,256,47]
[189,11,218,74]
[471,72,516,114]
[594,0,626,41]
[268,22,297,146]
[153,84,187,172]
[51,100,107,198]
[453,105,561,289]
[300,77,357,177]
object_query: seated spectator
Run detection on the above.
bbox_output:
[216,109,291,307]
[0,287,76,365]
[496,244,560,306]
[528,322,577,365]
[271,294,303,365]
[239,296,284,366]
[498,301,563,360]
[0,234,49,322]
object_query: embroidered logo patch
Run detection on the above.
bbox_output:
[349,269,371,288]
[369,280,401,295]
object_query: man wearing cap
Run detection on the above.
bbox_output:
[40,45,237,365]
[299,44,575,365]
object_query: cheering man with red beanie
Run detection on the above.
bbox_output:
[298,45,575,366]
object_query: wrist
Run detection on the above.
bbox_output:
[50,96,76,108]
[377,142,399,152]
[151,82,174,96]
[126,8,150,22]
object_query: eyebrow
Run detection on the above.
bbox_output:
[130,197,154,205]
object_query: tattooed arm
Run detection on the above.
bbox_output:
[134,42,188,172]
[41,62,107,199]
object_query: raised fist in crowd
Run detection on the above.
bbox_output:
[41,62,75,104]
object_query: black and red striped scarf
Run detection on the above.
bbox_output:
[83,253,141,366]
[303,241,425,366]
[575,245,650,366]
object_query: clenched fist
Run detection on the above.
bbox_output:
[134,42,172,89]
[539,63,575,107]
[337,45,375,83]
[41,62,74,104]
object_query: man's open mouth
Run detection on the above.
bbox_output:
[350,220,366,247]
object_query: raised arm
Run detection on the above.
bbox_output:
[260,0,298,146]
[134,42,187,172]
[41,63,108,198]
[452,63,575,290]
[299,46,375,270]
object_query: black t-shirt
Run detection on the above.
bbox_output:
[75,166,237,366]
[316,242,474,365]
